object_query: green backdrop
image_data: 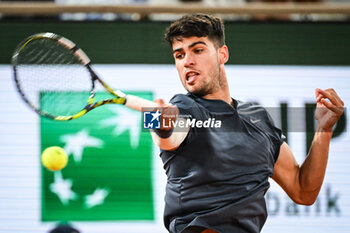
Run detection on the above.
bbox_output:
[40,91,154,221]
[1,20,350,65]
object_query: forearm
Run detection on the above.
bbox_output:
[299,126,332,196]
[151,118,189,151]
[124,95,158,111]
[151,130,188,151]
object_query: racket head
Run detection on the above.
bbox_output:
[12,32,95,120]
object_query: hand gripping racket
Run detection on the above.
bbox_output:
[12,32,156,121]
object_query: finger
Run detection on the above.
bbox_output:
[315,88,326,103]
[325,88,345,106]
[316,94,324,103]
[319,98,343,115]
[315,88,321,98]
[317,89,343,107]
[154,98,165,106]
[316,91,327,104]
[316,89,336,107]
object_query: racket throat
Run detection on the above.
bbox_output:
[88,66,99,82]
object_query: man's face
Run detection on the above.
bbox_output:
[172,36,222,97]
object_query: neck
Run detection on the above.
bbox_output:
[202,91,232,105]
[202,68,232,105]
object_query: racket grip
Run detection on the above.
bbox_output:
[125,94,158,112]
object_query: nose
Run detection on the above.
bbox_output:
[184,53,195,67]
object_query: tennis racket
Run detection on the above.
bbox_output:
[12,32,156,121]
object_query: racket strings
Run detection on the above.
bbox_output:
[15,38,93,117]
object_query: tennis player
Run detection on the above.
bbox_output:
[151,14,344,233]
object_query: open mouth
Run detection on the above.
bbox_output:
[186,71,199,84]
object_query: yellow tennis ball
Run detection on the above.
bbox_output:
[41,146,68,171]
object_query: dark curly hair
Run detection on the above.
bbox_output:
[164,14,225,48]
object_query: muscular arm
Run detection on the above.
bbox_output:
[272,135,331,205]
[272,88,344,205]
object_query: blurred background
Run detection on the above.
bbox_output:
[0,0,350,232]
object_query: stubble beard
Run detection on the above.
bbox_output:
[186,64,222,98]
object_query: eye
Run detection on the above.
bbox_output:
[194,48,203,54]
[175,53,184,59]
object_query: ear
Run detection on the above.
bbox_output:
[218,45,229,64]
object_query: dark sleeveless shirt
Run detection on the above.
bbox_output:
[160,93,284,233]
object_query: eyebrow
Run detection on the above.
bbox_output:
[172,41,207,54]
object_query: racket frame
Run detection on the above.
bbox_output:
[12,32,127,121]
